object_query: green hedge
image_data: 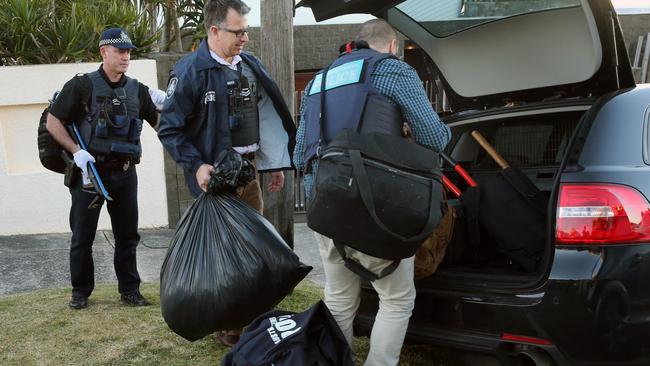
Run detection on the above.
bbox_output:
[0,0,160,66]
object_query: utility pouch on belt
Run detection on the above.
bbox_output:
[61,150,79,188]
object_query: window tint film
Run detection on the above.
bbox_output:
[395,0,582,37]
[449,112,583,168]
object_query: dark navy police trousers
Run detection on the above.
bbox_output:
[68,164,141,297]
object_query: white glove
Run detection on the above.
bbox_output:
[73,149,95,176]
[81,172,92,186]
[149,88,167,111]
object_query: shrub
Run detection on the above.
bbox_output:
[0,0,160,66]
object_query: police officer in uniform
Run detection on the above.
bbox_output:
[46,28,159,310]
[157,0,295,347]
[294,20,451,366]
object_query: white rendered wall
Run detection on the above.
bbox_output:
[0,60,168,235]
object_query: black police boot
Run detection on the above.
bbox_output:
[69,294,88,310]
[120,291,151,307]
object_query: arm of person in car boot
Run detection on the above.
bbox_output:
[373,58,451,152]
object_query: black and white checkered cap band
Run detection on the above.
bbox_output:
[99,37,132,47]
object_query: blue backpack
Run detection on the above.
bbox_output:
[221,301,354,366]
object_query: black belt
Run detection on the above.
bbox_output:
[96,158,135,171]
[242,152,255,160]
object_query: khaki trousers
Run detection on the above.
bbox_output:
[238,177,263,213]
[316,234,416,366]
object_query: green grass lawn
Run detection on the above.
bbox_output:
[0,281,458,365]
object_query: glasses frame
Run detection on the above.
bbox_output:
[218,25,250,38]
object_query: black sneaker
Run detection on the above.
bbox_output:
[69,295,88,310]
[120,291,151,307]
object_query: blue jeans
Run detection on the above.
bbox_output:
[68,164,141,297]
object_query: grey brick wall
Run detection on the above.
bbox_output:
[619,14,650,62]
[294,24,362,70]
[243,24,360,71]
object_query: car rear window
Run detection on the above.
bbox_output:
[448,112,583,168]
[395,0,582,37]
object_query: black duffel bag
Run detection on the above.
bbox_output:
[308,129,444,268]
[221,300,354,366]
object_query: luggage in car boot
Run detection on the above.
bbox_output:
[471,131,546,272]
[414,199,454,279]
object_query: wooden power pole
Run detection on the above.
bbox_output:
[260,0,295,248]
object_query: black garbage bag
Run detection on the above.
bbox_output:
[207,149,255,195]
[160,193,312,341]
[221,300,354,366]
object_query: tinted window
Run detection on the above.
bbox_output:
[449,112,583,168]
[395,0,582,37]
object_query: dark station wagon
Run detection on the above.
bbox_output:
[301,0,650,365]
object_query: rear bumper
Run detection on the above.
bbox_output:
[354,315,572,365]
[353,246,650,364]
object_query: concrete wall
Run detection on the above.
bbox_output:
[0,60,168,235]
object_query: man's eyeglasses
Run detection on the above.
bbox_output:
[220,26,249,38]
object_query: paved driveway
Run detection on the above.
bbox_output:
[0,223,323,296]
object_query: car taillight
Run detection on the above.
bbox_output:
[556,183,650,245]
[501,333,553,346]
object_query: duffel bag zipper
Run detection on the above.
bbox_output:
[321,150,441,182]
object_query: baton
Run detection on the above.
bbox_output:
[441,174,461,198]
[70,124,112,201]
[440,152,477,187]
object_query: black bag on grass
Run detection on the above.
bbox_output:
[221,300,354,366]
[160,193,312,341]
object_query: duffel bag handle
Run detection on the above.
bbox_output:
[333,241,400,281]
[349,149,439,244]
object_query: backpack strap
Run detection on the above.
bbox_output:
[79,73,93,116]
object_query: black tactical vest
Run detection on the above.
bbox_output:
[303,48,404,165]
[222,63,260,147]
[77,71,143,161]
